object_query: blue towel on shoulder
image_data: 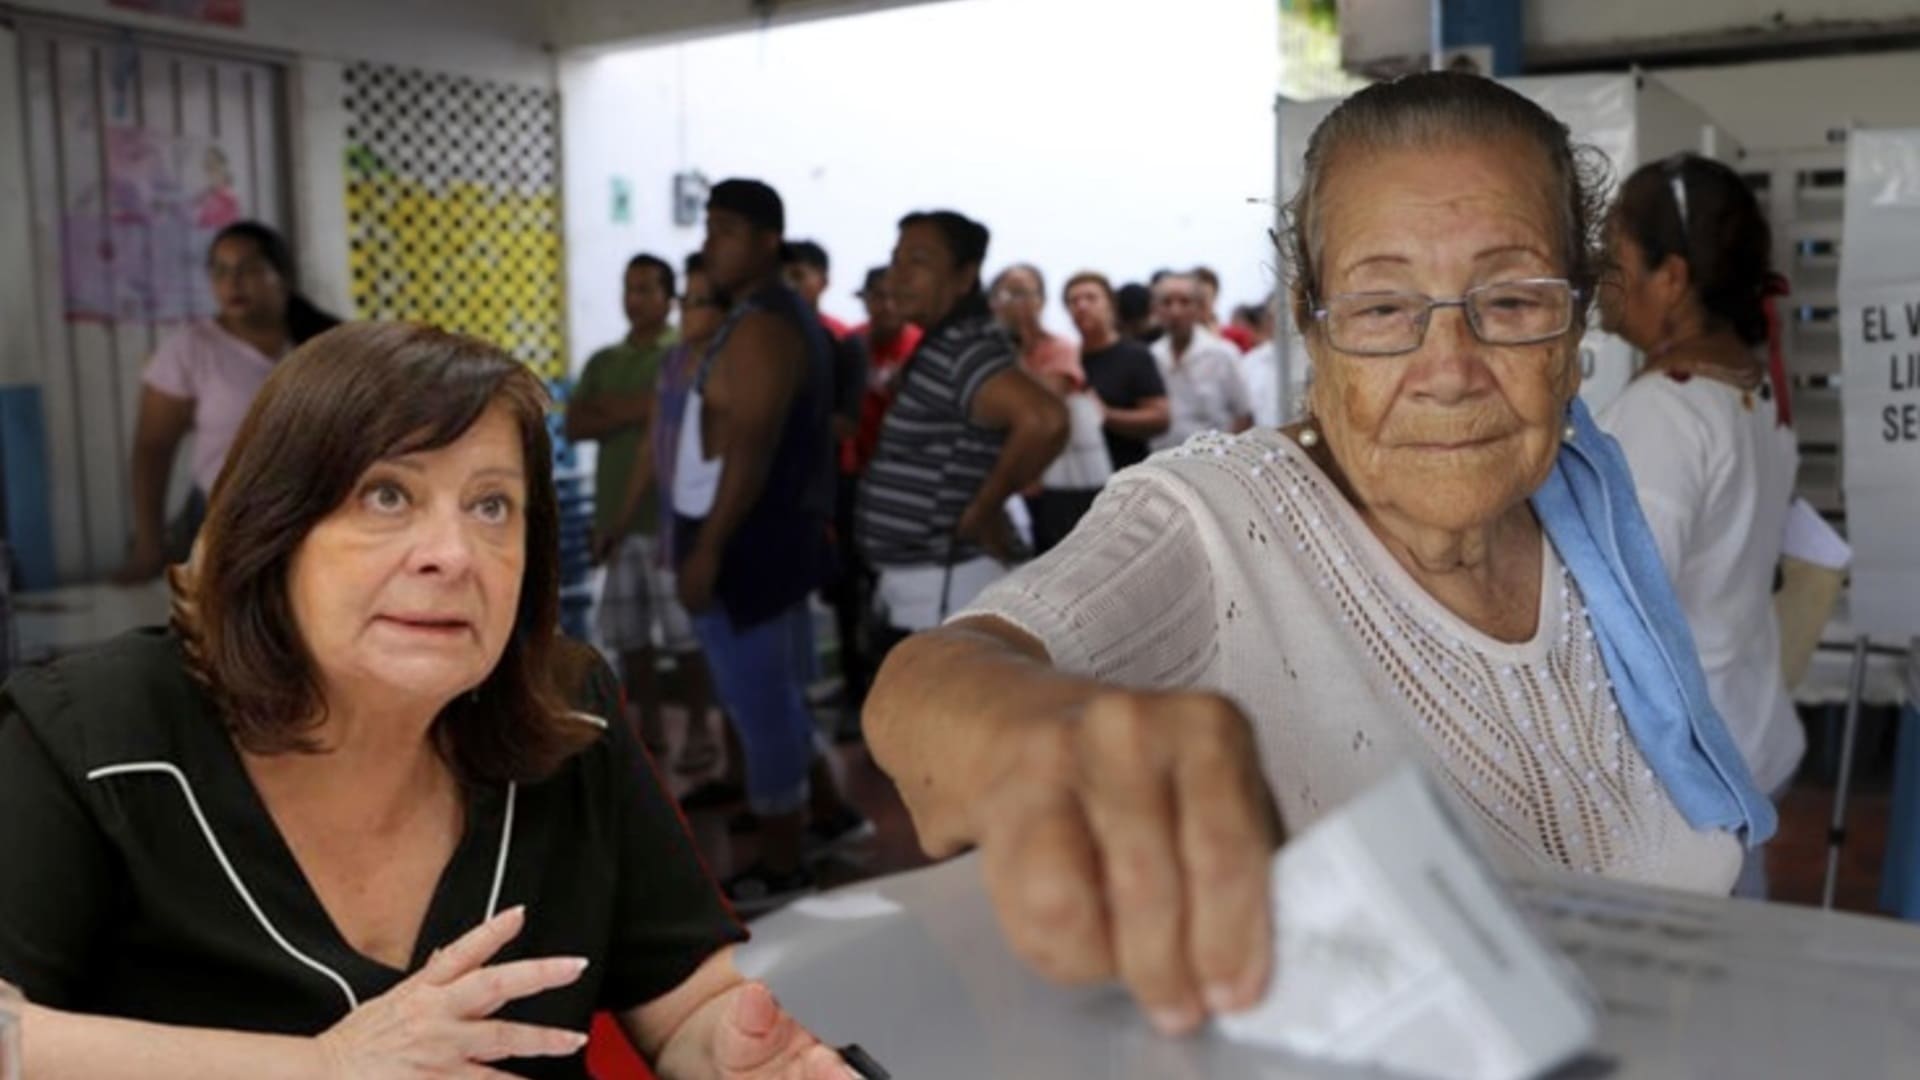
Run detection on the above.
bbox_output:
[1532,398,1776,845]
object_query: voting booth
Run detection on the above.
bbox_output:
[1838,129,1920,643]
[1838,128,1920,917]
[1272,73,1740,422]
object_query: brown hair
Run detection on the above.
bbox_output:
[1612,153,1774,346]
[176,321,593,783]
[1282,71,1609,335]
[1061,270,1115,307]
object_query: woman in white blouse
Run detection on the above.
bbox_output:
[863,73,1775,1039]
[1597,153,1804,896]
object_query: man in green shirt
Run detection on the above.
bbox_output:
[566,253,695,760]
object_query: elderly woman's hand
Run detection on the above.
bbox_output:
[312,906,590,1078]
[970,691,1280,1035]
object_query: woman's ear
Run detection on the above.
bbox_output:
[1653,253,1694,324]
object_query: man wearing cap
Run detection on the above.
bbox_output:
[856,210,1068,640]
[673,178,861,909]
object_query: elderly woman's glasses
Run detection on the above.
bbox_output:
[1312,278,1582,356]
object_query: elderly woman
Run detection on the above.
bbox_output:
[1597,153,1804,896]
[0,324,849,1079]
[864,72,1773,1038]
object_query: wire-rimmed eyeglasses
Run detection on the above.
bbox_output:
[1310,277,1583,356]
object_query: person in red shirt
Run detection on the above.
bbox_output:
[830,267,921,709]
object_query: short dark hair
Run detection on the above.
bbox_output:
[858,266,889,296]
[1191,265,1221,293]
[178,322,593,783]
[707,177,785,233]
[626,253,676,298]
[783,239,829,273]
[1062,270,1115,306]
[1614,153,1774,346]
[898,210,990,270]
[1117,282,1153,322]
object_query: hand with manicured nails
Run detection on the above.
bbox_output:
[312,907,589,1078]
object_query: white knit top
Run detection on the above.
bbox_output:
[963,428,1741,895]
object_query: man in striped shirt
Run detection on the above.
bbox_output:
[856,210,1068,638]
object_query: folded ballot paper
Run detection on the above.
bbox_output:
[1216,766,1598,1080]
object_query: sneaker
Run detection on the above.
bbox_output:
[804,807,876,862]
[723,861,815,916]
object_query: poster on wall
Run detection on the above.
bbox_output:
[1838,128,1920,640]
[108,0,245,28]
[61,126,244,323]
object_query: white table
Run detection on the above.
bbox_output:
[741,855,1920,1079]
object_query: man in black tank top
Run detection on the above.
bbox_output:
[675,179,865,910]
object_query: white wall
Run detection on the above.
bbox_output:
[9,0,553,86]
[1528,0,1920,51]
[559,0,1281,370]
[549,0,950,53]
[1658,50,1920,154]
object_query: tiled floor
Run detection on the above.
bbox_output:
[650,700,1909,924]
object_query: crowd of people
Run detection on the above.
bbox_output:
[563,182,1303,909]
[0,68,1820,1078]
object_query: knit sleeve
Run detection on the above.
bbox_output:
[956,470,1218,689]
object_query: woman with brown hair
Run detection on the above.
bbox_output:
[0,323,850,1078]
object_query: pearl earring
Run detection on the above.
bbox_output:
[1563,421,1577,442]
[1298,426,1320,448]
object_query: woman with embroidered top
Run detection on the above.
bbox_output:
[116,221,341,583]
[863,72,1775,1039]
[0,323,851,1079]
[1596,153,1804,897]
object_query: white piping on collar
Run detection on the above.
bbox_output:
[86,761,360,1011]
[480,710,608,920]
[485,782,517,920]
